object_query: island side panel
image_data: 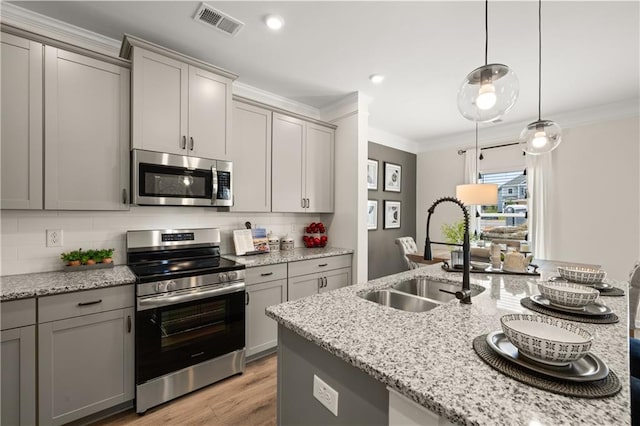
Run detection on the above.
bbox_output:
[277,325,388,425]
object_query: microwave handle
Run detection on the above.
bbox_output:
[211,165,218,202]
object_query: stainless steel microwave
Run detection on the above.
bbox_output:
[131,149,233,207]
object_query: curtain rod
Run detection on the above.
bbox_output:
[457,141,520,155]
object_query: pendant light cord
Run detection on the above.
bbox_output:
[538,0,542,121]
[484,0,489,65]
[475,123,479,181]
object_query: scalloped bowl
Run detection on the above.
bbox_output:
[500,314,593,365]
[537,281,599,309]
[557,266,606,284]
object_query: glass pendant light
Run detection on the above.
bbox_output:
[457,0,519,123]
[456,124,498,206]
[522,0,562,155]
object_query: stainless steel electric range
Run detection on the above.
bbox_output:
[126,228,246,414]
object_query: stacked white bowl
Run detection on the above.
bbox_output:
[537,281,599,309]
[557,266,606,284]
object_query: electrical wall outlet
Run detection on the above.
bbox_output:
[46,229,63,247]
[313,374,338,416]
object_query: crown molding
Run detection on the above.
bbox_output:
[1,2,121,58]
[417,98,640,153]
[232,81,320,119]
[320,92,362,123]
[368,127,421,154]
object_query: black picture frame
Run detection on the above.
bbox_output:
[383,200,401,229]
[367,159,379,191]
[384,162,401,193]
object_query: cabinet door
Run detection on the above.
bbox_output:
[188,65,231,160]
[39,308,134,426]
[1,326,36,426]
[1,33,43,210]
[288,273,321,302]
[272,113,305,212]
[305,123,335,213]
[246,279,286,357]
[230,102,272,212]
[44,47,130,210]
[132,47,188,155]
[320,267,351,293]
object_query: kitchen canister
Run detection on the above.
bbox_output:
[280,237,294,251]
[268,235,280,252]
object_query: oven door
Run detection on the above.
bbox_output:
[135,282,245,384]
[132,149,216,206]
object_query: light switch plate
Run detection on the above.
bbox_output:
[313,374,338,416]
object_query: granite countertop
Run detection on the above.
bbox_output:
[0,266,136,301]
[223,247,353,267]
[266,264,630,426]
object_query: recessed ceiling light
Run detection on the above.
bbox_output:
[369,74,385,84]
[265,15,284,30]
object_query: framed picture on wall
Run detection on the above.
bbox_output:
[367,200,378,230]
[384,162,401,192]
[367,159,378,190]
[384,200,401,229]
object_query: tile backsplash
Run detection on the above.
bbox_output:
[1,207,319,276]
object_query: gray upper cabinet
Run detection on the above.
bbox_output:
[230,101,272,212]
[1,32,43,210]
[272,112,335,213]
[44,46,130,210]
[125,35,235,160]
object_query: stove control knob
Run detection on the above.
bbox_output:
[218,272,228,282]
[227,271,238,281]
[155,282,165,293]
[166,281,176,292]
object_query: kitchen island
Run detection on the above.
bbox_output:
[266,264,630,425]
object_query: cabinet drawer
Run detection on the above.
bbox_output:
[38,285,134,323]
[246,264,287,285]
[1,298,36,330]
[288,254,352,278]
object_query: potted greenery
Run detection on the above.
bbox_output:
[60,248,115,270]
[60,249,82,267]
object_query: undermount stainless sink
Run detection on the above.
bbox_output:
[360,290,441,312]
[392,278,485,303]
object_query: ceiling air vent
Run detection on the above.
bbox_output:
[193,3,244,36]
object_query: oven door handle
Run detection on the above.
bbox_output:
[137,282,245,311]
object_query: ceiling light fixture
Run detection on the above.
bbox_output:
[457,0,519,123]
[521,0,562,155]
[456,124,498,206]
[369,74,385,84]
[265,15,284,30]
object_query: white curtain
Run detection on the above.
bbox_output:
[526,153,554,260]
[463,148,479,235]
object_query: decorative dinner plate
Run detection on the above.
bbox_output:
[549,276,612,290]
[530,294,613,316]
[486,331,609,382]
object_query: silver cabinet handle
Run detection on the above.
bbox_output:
[189,136,194,151]
[246,292,250,305]
[122,188,127,205]
[301,198,305,208]
[318,278,322,290]
[305,198,310,208]
[181,135,187,149]
[261,272,273,277]
[77,299,102,307]
[324,277,328,288]
[318,263,328,267]
[127,315,132,333]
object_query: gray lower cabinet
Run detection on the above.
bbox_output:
[38,286,135,426]
[287,254,353,302]
[1,299,37,426]
[246,264,287,358]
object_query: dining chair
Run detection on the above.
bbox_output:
[395,237,422,270]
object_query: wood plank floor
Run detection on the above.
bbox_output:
[94,354,277,426]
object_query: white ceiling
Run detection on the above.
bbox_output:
[9,1,640,145]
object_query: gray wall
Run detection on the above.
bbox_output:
[368,142,416,280]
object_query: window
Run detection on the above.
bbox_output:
[478,170,527,240]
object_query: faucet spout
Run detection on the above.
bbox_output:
[423,197,472,304]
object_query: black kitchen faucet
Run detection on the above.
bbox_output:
[423,197,472,304]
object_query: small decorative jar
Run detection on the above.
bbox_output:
[268,234,280,252]
[280,237,294,251]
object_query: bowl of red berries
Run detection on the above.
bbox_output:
[303,222,328,248]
